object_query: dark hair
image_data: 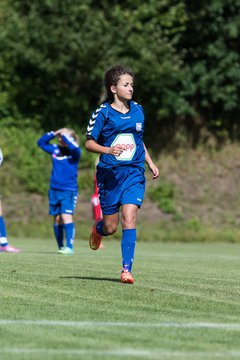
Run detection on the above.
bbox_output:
[103,65,134,103]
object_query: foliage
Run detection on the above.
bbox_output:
[0,126,51,194]
[0,0,240,150]
[184,217,201,231]
[148,180,177,214]
[0,0,188,146]
[178,0,240,145]
[0,125,96,195]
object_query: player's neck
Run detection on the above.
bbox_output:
[111,100,130,114]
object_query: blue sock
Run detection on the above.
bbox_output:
[64,223,75,249]
[121,229,136,272]
[96,220,107,236]
[0,216,7,237]
[53,224,64,249]
[0,216,8,246]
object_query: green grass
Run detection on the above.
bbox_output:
[1,238,240,359]
[7,219,240,244]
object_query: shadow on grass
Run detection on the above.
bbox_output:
[59,276,120,283]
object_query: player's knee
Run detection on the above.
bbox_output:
[122,216,136,229]
[104,223,118,235]
[54,215,61,224]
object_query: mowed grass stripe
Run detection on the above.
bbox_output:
[2,348,240,359]
[1,319,240,330]
[1,238,240,360]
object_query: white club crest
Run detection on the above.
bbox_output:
[136,123,142,132]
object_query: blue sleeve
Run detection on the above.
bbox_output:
[37,131,56,155]
[61,134,81,161]
[86,105,107,141]
[0,147,3,166]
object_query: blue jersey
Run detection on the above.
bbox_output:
[37,131,81,191]
[0,146,3,167]
[86,101,146,170]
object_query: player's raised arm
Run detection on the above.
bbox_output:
[37,131,56,154]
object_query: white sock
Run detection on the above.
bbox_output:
[0,237,8,245]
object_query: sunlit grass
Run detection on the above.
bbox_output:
[1,238,240,359]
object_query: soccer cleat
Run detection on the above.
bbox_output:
[121,269,134,284]
[89,224,102,250]
[58,247,74,255]
[0,245,20,253]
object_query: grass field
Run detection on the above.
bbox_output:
[1,237,240,360]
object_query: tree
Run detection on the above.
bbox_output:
[177,0,240,144]
[1,0,239,148]
[0,0,186,148]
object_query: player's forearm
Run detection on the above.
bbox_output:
[61,134,79,151]
[143,143,153,166]
[143,143,159,178]
[85,139,109,154]
[37,132,55,152]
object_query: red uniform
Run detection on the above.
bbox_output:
[91,176,102,222]
[90,175,103,248]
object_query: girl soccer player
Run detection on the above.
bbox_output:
[85,65,159,283]
[37,128,81,254]
[0,197,20,252]
[0,148,20,252]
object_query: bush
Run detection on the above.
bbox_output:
[0,123,96,195]
[147,180,177,214]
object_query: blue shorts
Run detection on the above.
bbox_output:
[97,166,146,215]
[48,188,78,216]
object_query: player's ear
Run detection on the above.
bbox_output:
[110,85,117,94]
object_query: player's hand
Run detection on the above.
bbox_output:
[54,129,62,136]
[109,145,124,157]
[148,163,159,179]
[55,128,68,136]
